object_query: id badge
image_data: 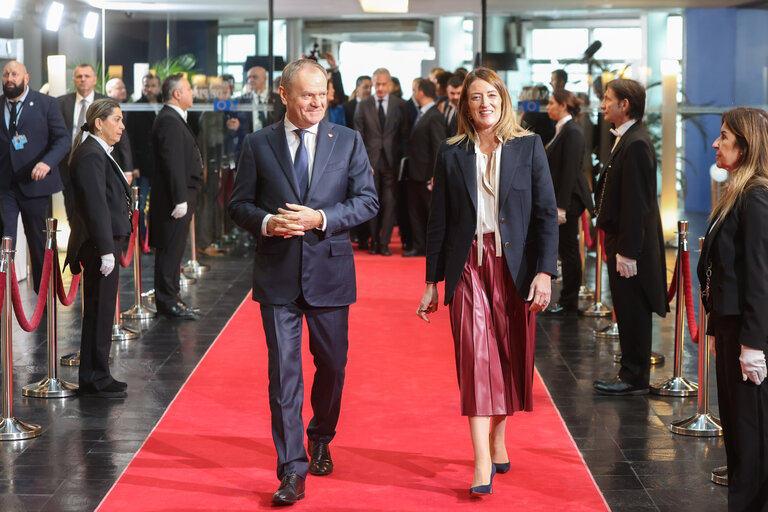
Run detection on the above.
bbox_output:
[12,134,27,150]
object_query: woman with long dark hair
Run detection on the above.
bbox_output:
[417,68,558,496]
[65,98,133,398]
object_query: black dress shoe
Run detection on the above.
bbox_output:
[308,440,333,476]
[379,245,392,256]
[111,379,128,391]
[78,381,127,398]
[272,473,305,506]
[543,304,578,317]
[593,376,649,396]
[358,240,369,250]
[402,249,425,257]
[157,303,198,319]
[178,301,201,314]
[368,243,379,255]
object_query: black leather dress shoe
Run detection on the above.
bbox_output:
[379,245,392,256]
[308,440,333,476]
[111,379,128,391]
[157,303,198,319]
[178,301,201,314]
[593,376,649,396]
[402,249,425,257]
[78,381,127,398]
[368,243,379,255]
[272,473,305,506]
[358,240,369,250]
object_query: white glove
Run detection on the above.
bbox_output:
[739,345,767,385]
[616,253,637,278]
[100,254,115,277]
[171,202,188,219]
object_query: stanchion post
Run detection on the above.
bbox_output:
[112,278,139,342]
[182,214,209,277]
[0,236,42,439]
[122,186,156,320]
[651,220,698,397]
[670,237,722,435]
[23,219,78,398]
[582,230,611,317]
[579,216,594,300]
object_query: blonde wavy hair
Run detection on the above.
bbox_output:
[710,107,768,222]
[448,67,530,147]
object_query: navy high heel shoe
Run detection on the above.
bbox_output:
[469,463,496,496]
[493,461,511,474]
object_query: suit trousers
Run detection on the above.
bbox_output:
[154,188,198,310]
[79,237,125,389]
[406,180,431,253]
[557,212,581,310]
[606,248,653,388]
[369,161,396,248]
[0,184,49,293]
[714,315,768,512]
[259,297,349,480]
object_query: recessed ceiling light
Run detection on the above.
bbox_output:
[83,12,99,39]
[0,0,16,19]
[45,2,64,31]
[359,0,408,14]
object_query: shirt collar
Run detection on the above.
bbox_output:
[88,132,114,154]
[614,119,637,137]
[284,117,319,136]
[76,91,96,103]
[166,103,188,122]
[555,115,572,132]
[419,101,436,114]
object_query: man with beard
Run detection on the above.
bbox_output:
[0,60,69,292]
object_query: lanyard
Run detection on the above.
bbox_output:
[6,98,25,134]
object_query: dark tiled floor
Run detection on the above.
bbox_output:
[1,212,729,511]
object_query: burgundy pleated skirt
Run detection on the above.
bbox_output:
[448,233,536,417]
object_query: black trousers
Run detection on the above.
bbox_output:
[606,248,653,388]
[406,179,431,253]
[154,189,197,310]
[0,184,49,293]
[260,296,349,480]
[369,161,396,248]
[714,316,768,512]
[557,211,581,310]
[79,238,125,389]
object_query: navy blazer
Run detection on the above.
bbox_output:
[0,89,68,197]
[64,136,132,273]
[698,187,768,352]
[426,135,559,304]
[228,120,379,307]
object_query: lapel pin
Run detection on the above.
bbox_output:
[29,101,34,106]
[328,133,333,138]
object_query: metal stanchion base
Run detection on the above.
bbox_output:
[582,301,612,317]
[112,324,139,342]
[121,303,156,321]
[594,322,619,339]
[650,376,698,397]
[711,466,728,486]
[141,289,155,300]
[22,377,78,398]
[60,352,112,366]
[180,274,196,287]
[613,351,665,365]
[0,417,42,440]
[183,260,210,277]
[578,286,595,300]
[670,413,723,437]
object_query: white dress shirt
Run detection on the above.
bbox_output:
[474,138,503,264]
[554,114,572,139]
[87,133,130,184]
[3,86,30,131]
[73,91,96,141]
[167,103,188,122]
[375,94,389,117]
[611,118,637,152]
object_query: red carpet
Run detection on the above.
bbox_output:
[98,248,608,511]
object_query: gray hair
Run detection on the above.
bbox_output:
[372,67,391,79]
[162,73,186,103]
[280,59,327,91]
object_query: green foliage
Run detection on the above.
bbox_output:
[151,54,198,82]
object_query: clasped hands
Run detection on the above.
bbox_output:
[616,253,637,278]
[267,203,323,238]
[739,345,767,385]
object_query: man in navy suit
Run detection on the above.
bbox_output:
[0,60,69,293]
[228,58,378,506]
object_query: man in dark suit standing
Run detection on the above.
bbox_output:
[0,60,69,292]
[228,58,378,506]
[342,75,371,128]
[149,73,203,319]
[354,67,409,256]
[242,66,286,132]
[593,78,667,396]
[404,79,444,257]
[444,74,463,137]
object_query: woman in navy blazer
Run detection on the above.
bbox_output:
[697,107,768,510]
[65,99,133,399]
[417,68,558,496]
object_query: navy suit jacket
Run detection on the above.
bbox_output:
[228,119,379,307]
[0,89,68,197]
[426,135,559,304]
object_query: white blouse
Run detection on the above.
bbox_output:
[474,138,503,264]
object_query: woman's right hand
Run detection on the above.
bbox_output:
[417,283,439,323]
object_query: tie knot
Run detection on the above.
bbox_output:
[294,128,307,139]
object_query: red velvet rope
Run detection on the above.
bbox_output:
[0,272,5,313]
[55,251,81,306]
[10,249,53,331]
[120,210,140,267]
[681,250,700,343]
[667,254,679,303]
[581,211,596,250]
[142,216,150,254]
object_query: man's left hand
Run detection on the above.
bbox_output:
[616,253,637,278]
[277,203,323,231]
[31,162,51,181]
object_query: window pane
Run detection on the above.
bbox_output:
[223,34,255,63]
[531,28,589,60]
[592,28,642,60]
